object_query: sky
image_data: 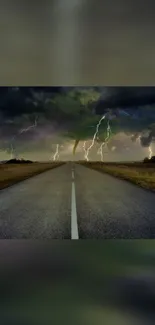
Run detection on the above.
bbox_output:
[0,86,155,162]
[1,0,155,85]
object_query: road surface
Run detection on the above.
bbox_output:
[0,163,155,239]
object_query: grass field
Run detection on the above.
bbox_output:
[0,162,64,190]
[78,161,155,192]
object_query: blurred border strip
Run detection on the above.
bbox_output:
[1,1,155,86]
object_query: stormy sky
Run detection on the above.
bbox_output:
[0,86,155,162]
[1,0,155,85]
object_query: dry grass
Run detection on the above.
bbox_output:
[79,161,155,192]
[0,162,65,190]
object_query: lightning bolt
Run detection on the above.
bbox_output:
[137,135,141,143]
[53,144,60,161]
[19,117,38,134]
[85,115,106,161]
[98,119,112,162]
[83,141,89,161]
[148,145,153,159]
[9,117,38,159]
[136,135,153,160]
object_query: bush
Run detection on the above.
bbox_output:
[150,156,155,163]
[5,159,33,164]
[143,157,150,163]
[143,156,155,163]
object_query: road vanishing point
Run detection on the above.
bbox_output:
[0,163,155,239]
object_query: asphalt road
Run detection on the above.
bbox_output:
[0,163,155,239]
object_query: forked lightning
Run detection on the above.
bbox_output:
[85,115,106,160]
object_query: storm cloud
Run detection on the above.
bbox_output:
[0,86,155,161]
[95,87,155,113]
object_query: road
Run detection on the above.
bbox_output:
[0,163,155,239]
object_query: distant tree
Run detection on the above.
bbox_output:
[5,158,33,164]
[143,157,150,163]
[150,156,155,163]
[143,156,155,163]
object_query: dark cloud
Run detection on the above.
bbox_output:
[2,86,155,119]
[95,87,155,113]
[0,87,155,160]
[0,87,64,118]
[140,132,153,147]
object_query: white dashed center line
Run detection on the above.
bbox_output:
[71,169,79,239]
